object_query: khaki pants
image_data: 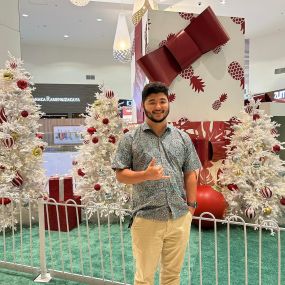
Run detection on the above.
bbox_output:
[131,212,192,285]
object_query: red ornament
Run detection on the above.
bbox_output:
[123,128,129,134]
[227,183,238,191]
[92,137,99,144]
[17,80,28,90]
[36,133,43,139]
[3,136,14,148]
[11,172,23,187]
[87,127,96,135]
[21,110,29,117]
[94,183,101,191]
[280,197,285,206]
[245,207,256,219]
[260,186,272,198]
[0,108,7,123]
[102,118,109,125]
[0,198,11,205]
[253,114,260,121]
[272,145,281,153]
[108,135,116,144]
[192,185,227,229]
[77,169,85,177]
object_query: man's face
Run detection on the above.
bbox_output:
[143,92,169,123]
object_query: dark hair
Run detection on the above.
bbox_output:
[142,82,169,103]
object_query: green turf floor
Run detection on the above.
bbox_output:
[0,220,284,285]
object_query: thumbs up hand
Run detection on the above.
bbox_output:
[144,158,170,181]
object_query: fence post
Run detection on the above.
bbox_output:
[34,199,52,283]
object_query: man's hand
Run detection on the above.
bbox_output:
[144,158,170,181]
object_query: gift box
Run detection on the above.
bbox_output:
[49,175,74,201]
[44,195,81,232]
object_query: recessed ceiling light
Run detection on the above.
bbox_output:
[22,14,29,17]
[64,35,70,38]
[97,18,103,22]
[220,0,226,4]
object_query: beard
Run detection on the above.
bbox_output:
[144,108,170,123]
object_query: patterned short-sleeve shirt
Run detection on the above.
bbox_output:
[112,122,201,221]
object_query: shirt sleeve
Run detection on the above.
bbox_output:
[182,134,202,173]
[111,133,133,170]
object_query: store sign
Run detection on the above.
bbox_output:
[274,90,285,100]
[118,99,132,107]
[34,96,80,102]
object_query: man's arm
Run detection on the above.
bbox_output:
[184,170,198,215]
[116,158,170,184]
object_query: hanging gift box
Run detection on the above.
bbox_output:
[48,176,74,201]
[44,195,81,232]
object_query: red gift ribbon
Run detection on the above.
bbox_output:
[137,6,230,86]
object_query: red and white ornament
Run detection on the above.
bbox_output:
[227,183,238,191]
[245,207,256,219]
[105,90,114,99]
[260,186,272,198]
[17,79,28,90]
[11,172,23,187]
[0,108,7,123]
[36,133,43,139]
[0,197,11,205]
[2,136,14,148]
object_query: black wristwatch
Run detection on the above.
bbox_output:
[187,201,198,208]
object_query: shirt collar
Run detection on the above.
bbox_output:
[142,122,172,133]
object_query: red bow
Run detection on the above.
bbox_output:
[137,7,230,86]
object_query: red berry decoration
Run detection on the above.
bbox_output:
[94,183,101,191]
[108,135,116,144]
[77,169,85,177]
[227,183,238,191]
[253,114,260,121]
[272,145,281,153]
[280,197,285,205]
[87,127,96,135]
[17,79,28,90]
[21,110,29,117]
[102,118,109,125]
[36,133,43,139]
[123,128,129,134]
[92,137,99,144]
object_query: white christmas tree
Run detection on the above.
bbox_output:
[0,54,47,230]
[219,98,285,226]
[73,86,131,218]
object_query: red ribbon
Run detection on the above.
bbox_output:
[137,7,230,86]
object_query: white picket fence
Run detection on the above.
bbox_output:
[0,198,284,285]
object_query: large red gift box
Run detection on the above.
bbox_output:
[44,195,81,232]
[49,176,73,201]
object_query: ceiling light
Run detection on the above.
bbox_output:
[113,14,131,63]
[22,14,29,17]
[97,18,103,22]
[64,35,70,38]
[70,0,90,7]
[220,0,226,4]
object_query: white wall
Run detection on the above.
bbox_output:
[21,44,132,99]
[249,31,285,94]
[0,0,21,67]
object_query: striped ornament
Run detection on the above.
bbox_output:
[260,186,272,198]
[11,172,23,187]
[3,136,14,148]
[245,207,256,219]
[0,108,7,123]
[105,90,114,99]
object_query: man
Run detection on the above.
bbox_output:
[112,82,201,285]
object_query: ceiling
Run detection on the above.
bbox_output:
[19,0,285,50]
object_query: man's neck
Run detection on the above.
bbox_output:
[145,119,167,137]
